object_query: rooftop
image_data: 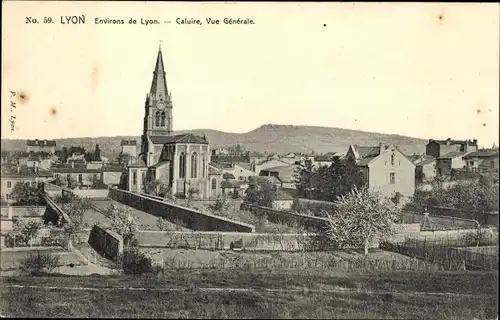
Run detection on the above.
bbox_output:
[150,133,208,145]
[463,151,499,158]
[429,138,478,146]
[121,139,137,146]
[438,151,466,159]
[26,139,56,147]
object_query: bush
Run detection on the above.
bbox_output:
[120,247,154,275]
[20,251,61,276]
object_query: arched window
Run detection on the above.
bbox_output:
[160,112,166,127]
[132,171,137,185]
[391,153,396,165]
[211,178,217,190]
[179,152,186,178]
[191,152,198,178]
[142,172,146,186]
[155,112,160,127]
[202,155,206,177]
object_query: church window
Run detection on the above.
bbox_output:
[179,153,186,178]
[155,112,161,127]
[212,178,217,190]
[160,112,166,127]
[133,171,137,185]
[191,152,198,178]
[202,155,206,177]
[142,172,146,186]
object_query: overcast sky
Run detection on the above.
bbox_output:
[2,2,499,148]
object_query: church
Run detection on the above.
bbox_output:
[125,46,222,199]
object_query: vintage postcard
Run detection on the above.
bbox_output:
[1,1,498,319]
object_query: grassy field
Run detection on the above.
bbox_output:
[1,270,497,318]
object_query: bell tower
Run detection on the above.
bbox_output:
[141,44,174,162]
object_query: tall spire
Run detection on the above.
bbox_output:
[149,44,169,102]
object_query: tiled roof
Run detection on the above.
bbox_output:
[52,167,101,174]
[1,166,53,178]
[209,162,222,170]
[438,151,466,159]
[463,151,499,158]
[121,139,137,146]
[26,139,56,147]
[236,162,251,171]
[260,165,300,183]
[211,155,251,164]
[429,138,477,146]
[260,165,291,173]
[151,161,169,168]
[354,146,382,158]
[416,158,436,166]
[149,133,208,145]
[314,154,337,162]
[249,176,281,185]
[208,163,222,175]
[101,164,124,172]
[356,157,377,167]
[223,173,236,180]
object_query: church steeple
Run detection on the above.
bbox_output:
[149,45,170,103]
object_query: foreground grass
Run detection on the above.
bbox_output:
[1,270,498,319]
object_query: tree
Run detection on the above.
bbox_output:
[325,186,401,255]
[245,183,277,208]
[59,196,92,249]
[186,187,200,206]
[12,219,43,247]
[61,146,69,163]
[156,217,172,231]
[94,144,101,161]
[10,182,45,206]
[293,156,363,202]
[69,146,86,156]
[143,180,170,198]
[103,203,139,247]
[209,194,231,214]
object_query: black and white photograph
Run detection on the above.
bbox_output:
[1,2,499,319]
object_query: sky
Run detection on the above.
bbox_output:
[2,2,499,148]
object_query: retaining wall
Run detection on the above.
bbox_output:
[241,202,328,232]
[296,198,336,216]
[0,206,46,218]
[109,188,255,233]
[87,224,124,261]
[429,206,498,226]
[401,211,478,230]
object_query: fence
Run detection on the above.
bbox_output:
[401,211,479,231]
[382,237,499,271]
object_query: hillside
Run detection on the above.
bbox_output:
[1,124,427,159]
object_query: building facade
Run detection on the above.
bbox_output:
[425,138,478,159]
[26,139,56,154]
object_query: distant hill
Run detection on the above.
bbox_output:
[1,124,427,159]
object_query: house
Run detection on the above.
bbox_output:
[121,139,138,158]
[349,143,416,204]
[248,175,282,189]
[208,163,223,199]
[221,180,249,198]
[413,155,437,183]
[312,152,337,168]
[211,146,230,156]
[259,165,300,189]
[222,163,258,181]
[436,151,469,176]
[52,162,101,188]
[26,139,56,154]
[463,151,499,173]
[425,138,478,159]
[252,158,289,174]
[101,164,125,186]
[1,166,53,202]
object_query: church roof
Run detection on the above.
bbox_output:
[151,161,169,168]
[150,133,209,145]
[149,47,170,102]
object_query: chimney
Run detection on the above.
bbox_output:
[71,161,75,169]
[379,142,386,153]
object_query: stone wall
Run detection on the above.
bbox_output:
[43,182,109,199]
[87,224,124,261]
[429,206,498,226]
[296,198,337,216]
[0,206,46,218]
[109,188,255,233]
[401,211,478,230]
[136,231,319,251]
[241,202,329,232]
